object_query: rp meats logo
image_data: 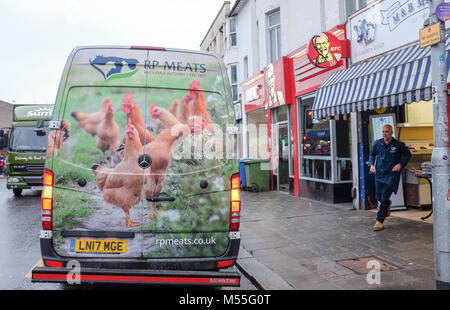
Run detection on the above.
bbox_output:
[89,56,139,81]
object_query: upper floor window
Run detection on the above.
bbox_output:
[268,10,281,63]
[230,64,239,102]
[345,0,375,18]
[230,18,237,47]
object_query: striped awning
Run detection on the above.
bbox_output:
[313,36,450,119]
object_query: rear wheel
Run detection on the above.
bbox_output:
[13,189,23,197]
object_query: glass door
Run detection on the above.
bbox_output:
[277,122,290,192]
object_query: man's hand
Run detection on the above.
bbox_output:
[392,164,402,172]
[370,165,376,174]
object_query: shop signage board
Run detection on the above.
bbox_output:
[419,22,441,48]
[350,0,430,64]
[264,57,295,110]
[436,2,450,21]
[241,72,266,113]
[288,25,349,98]
[307,32,343,68]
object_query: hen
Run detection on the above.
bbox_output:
[92,124,144,228]
[46,120,70,159]
[147,99,180,135]
[144,105,190,218]
[177,94,204,135]
[122,92,155,145]
[71,98,112,136]
[95,101,121,166]
[189,80,215,133]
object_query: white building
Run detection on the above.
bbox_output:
[201,0,379,203]
[200,1,231,58]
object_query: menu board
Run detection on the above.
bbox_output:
[370,114,396,142]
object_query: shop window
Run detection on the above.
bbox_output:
[247,109,269,159]
[298,97,352,183]
[267,10,281,64]
[230,18,237,47]
[276,105,289,122]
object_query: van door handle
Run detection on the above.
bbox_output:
[146,196,176,202]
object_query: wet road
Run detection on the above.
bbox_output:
[0,178,255,290]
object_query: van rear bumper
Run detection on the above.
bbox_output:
[31,267,240,287]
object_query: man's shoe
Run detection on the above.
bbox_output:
[387,200,392,217]
[373,221,384,231]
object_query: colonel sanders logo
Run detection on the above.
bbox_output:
[308,32,343,68]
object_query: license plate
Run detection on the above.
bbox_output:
[31,186,43,191]
[70,239,127,254]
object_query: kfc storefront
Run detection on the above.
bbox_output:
[241,56,296,194]
[287,24,353,203]
[241,25,352,202]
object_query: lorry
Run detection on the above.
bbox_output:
[4,104,53,197]
[31,46,241,287]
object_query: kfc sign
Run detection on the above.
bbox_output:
[307,32,343,68]
[265,60,286,110]
[246,85,262,103]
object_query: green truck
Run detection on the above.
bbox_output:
[4,104,53,197]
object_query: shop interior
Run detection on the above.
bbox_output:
[362,100,434,220]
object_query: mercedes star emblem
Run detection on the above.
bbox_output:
[138,154,152,169]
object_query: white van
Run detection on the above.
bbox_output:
[32,46,241,287]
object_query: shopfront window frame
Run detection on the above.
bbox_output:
[271,105,294,184]
[297,95,352,184]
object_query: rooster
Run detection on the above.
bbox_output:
[92,124,144,228]
[71,98,112,136]
[122,92,155,145]
[144,105,190,218]
[177,81,215,134]
[189,80,215,133]
[95,101,121,167]
[46,120,70,159]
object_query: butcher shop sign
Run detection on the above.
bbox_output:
[350,0,430,63]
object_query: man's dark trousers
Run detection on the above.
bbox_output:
[376,182,393,224]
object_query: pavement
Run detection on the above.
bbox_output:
[236,191,436,290]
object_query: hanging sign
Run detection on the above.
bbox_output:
[307,32,343,68]
[436,2,450,22]
[419,22,441,48]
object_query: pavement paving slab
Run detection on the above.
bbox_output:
[237,191,436,290]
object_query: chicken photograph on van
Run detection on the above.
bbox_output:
[45,59,238,258]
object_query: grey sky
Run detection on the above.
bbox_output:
[0,0,232,104]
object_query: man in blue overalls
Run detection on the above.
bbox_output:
[369,124,411,231]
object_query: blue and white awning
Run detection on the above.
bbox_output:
[312,37,450,119]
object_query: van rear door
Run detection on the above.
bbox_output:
[140,50,236,258]
[48,47,237,260]
[49,48,148,258]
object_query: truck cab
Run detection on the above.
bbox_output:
[6,105,53,196]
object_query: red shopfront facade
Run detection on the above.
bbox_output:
[241,25,352,202]
[241,56,297,194]
[287,24,353,203]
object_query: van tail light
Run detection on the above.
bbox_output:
[230,174,241,231]
[218,259,235,268]
[41,169,54,230]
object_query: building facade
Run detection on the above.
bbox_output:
[0,100,13,130]
[200,1,231,58]
[201,0,406,206]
